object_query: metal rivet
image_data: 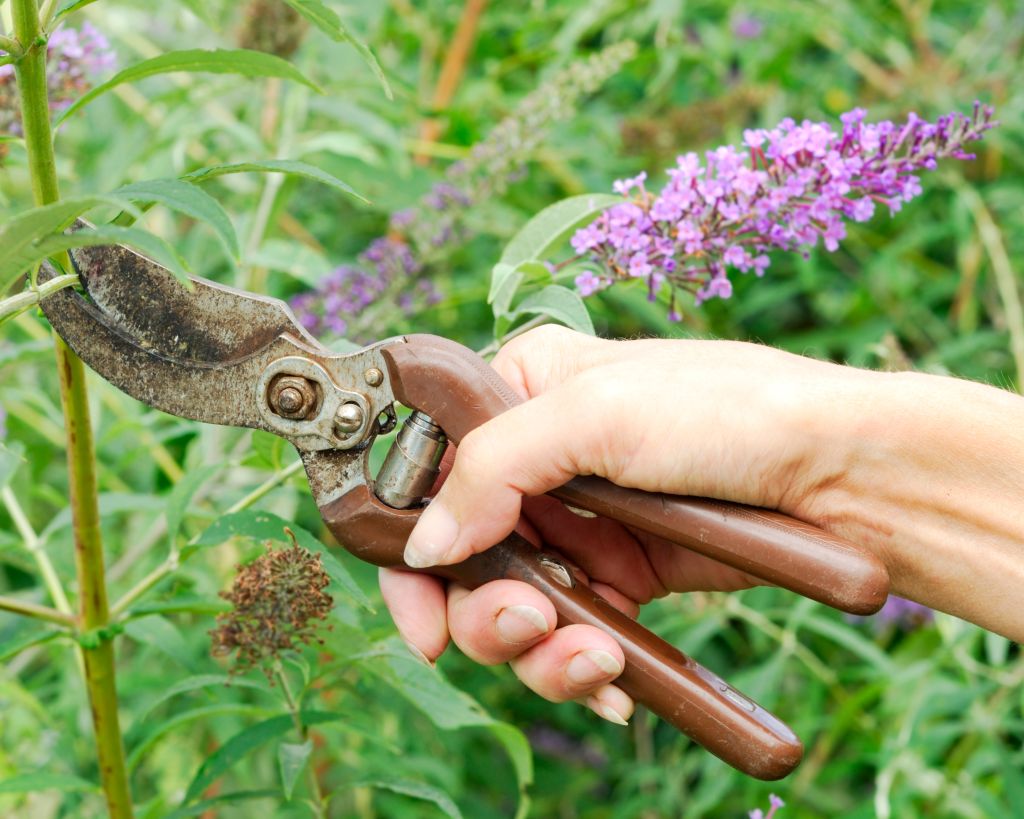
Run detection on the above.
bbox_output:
[538,555,575,588]
[333,402,365,436]
[268,375,318,420]
[364,367,384,387]
[276,386,304,415]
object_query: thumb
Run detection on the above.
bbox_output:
[402,369,624,568]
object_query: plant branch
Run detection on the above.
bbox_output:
[0,272,78,326]
[226,458,304,514]
[477,314,550,358]
[12,0,134,815]
[2,485,73,615]
[0,593,74,626]
[277,664,327,819]
[0,34,21,54]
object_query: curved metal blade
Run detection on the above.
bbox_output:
[68,241,324,364]
[37,245,325,430]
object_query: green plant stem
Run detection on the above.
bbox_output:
[0,594,74,626]
[226,458,304,513]
[0,34,21,54]
[12,0,134,816]
[0,272,78,326]
[277,665,327,819]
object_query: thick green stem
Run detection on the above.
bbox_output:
[12,1,134,816]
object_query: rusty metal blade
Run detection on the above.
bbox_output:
[37,249,323,430]
[67,242,324,364]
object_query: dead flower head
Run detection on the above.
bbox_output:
[210,528,332,679]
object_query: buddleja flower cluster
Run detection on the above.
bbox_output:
[290,41,637,340]
[210,533,333,680]
[569,104,996,317]
[0,23,116,138]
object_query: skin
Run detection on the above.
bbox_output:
[380,326,1024,725]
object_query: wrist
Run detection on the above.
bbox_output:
[794,366,1024,638]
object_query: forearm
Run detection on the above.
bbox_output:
[800,369,1024,640]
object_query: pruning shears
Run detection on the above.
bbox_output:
[39,235,890,781]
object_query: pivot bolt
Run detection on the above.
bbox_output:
[364,367,384,387]
[333,402,365,437]
[268,375,319,420]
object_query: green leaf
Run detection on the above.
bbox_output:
[0,626,63,663]
[182,159,366,203]
[57,49,319,124]
[4,225,189,289]
[183,712,341,803]
[496,193,620,269]
[128,704,271,771]
[124,615,195,670]
[0,196,130,291]
[162,790,279,819]
[489,261,550,317]
[169,714,291,795]
[191,510,372,610]
[510,284,595,334]
[360,636,492,730]
[53,0,100,24]
[0,771,98,794]
[134,673,270,727]
[277,740,312,800]
[0,441,25,491]
[351,778,462,819]
[281,0,393,99]
[113,180,239,258]
[166,463,222,549]
[360,637,532,814]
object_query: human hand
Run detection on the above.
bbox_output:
[380,325,869,723]
[381,324,1024,722]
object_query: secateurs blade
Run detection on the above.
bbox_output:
[39,237,891,780]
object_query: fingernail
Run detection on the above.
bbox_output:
[495,605,549,644]
[586,695,629,726]
[404,502,459,568]
[566,649,622,686]
[403,639,435,668]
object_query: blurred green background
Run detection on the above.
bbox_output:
[1,1,1022,817]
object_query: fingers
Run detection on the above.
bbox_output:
[446,580,556,665]
[378,568,449,662]
[381,569,637,725]
[509,624,625,704]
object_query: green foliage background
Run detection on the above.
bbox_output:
[1,1,1022,817]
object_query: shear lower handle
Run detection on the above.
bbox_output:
[318,484,802,779]
[449,534,803,781]
[383,335,890,614]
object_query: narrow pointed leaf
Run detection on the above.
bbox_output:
[114,180,239,258]
[0,196,131,290]
[182,159,366,203]
[0,772,99,794]
[56,49,319,124]
[4,224,190,288]
[281,0,392,99]
[277,740,312,799]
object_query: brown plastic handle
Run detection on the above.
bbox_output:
[381,334,889,614]
[319,484,802,780]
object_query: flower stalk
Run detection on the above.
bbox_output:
[11,0,133,816]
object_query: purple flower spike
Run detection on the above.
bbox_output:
[567,105,997,317]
